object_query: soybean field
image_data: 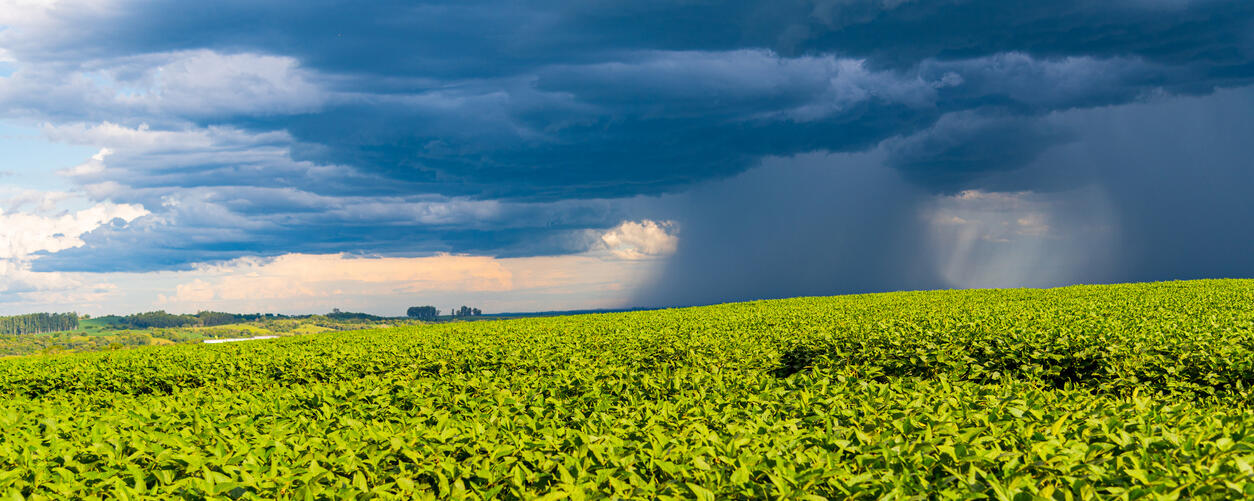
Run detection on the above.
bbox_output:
[3,279,1254,499]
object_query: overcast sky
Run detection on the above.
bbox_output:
[1,0,1251,315]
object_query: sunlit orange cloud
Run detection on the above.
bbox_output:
[149,220,680,312]
[155,251,667,314]
[0,220,678,315]
[193,253,515,300]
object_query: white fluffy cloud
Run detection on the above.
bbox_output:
[59,147,109,176]
[0,200,147,259]
[0,190,147,296]
[598,220,679,260]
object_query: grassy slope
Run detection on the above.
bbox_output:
[1,279,1253,498]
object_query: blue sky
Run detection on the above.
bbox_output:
[0,122,97,190]
[0,0,1251,314]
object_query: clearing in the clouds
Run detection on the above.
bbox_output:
[1,279,1254,498]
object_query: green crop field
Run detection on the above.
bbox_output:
[2,279,1254,499]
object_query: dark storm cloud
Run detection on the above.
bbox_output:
[632,151,943,307]
[884,112,1076,193]
[638,86,1254,307]
[2,0,1252,279]
[1046,86,1254,283]
[5,0,1251,197]
[15,1,1252,76]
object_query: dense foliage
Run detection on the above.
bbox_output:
[0,312,78,336]
[117,310,200,329]
[407,306,440,321]
[196,311,265,327]
[327,309,388,322]
[114,311,277,329]
[1,279,1253,499]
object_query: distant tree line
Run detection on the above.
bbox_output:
[108,309,394,329]
[0,313,79,335]
[115,311,270,329]
[326,309,386,322]
[404,305,483,320]
[406,306,439,321]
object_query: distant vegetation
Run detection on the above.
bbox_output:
[0,312,78,335]
[406,305,484,320]
[325,308,387,322]
[0,304,492,358]
[0,312,416,358]
[0,280,1252,498]
[406,305,439,321]
[107,310,272,329]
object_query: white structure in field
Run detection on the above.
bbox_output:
[203,336,279,344]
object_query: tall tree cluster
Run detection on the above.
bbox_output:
[0,313,79,335]
[116,311,266,329]
[406,306,439,321]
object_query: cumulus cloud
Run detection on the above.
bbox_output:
[59,147,109,176]
[0,199,147,259]
[0,191,146,298]
[597,220,679,260]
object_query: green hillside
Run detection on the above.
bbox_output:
[2,279,1254,498]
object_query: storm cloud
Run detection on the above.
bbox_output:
[1,0,1252,305]
[637,85,1253,306]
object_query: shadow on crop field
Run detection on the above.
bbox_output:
[771,342,1254,401]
